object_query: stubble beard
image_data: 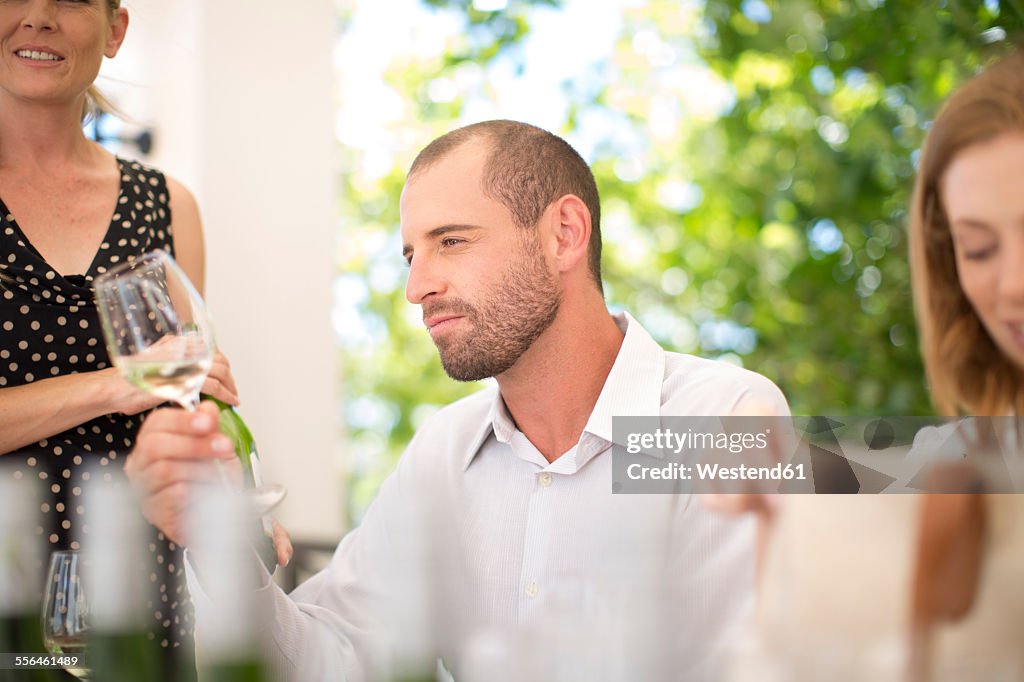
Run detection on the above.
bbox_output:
[428,235,561,382]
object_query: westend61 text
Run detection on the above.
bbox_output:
[626,461,807,481]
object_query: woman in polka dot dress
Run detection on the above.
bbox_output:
[0,1,239,680]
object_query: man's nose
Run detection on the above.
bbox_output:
[405,255,445,304]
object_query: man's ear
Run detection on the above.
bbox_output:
[543,194,591,275]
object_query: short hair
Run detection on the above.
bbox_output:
[909,48,1024,415]
[409,120,603,291]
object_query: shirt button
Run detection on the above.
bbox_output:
[539,472,553,487]
[525,581,539,598]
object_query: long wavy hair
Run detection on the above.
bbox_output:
[909,48,1024,415]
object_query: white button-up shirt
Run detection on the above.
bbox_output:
[189,312,790,681]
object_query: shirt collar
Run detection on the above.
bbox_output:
[461,310,665,471]
[582,310,665,447]
[460,394,503,471]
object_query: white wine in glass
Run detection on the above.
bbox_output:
[93,250,214,411]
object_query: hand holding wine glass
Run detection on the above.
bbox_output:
[94,250,285,520]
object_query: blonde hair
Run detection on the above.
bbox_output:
[909,48,1024,415]
[81,0,123,122]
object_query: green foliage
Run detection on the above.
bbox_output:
[337,0,1023,521]
[687,0,1022,416]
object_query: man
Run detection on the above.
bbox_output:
[127,120,790,680]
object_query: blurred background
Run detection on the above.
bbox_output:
[96,0,1023,536]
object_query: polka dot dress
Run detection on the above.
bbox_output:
[0,158,196,681]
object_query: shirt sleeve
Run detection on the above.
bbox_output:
[186,439,434,682]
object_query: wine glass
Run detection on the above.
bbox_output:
[93,250,285,512]
[41,550,90,679]
[93,250,213,411]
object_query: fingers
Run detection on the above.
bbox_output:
[125,401,242,546]
[128,403,234,466]
[271,519,294,567]
[203,351,240,405]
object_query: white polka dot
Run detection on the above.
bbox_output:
[55,503,65,512]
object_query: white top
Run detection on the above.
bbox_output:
[188,312,790,681]
[732,420,1024,681]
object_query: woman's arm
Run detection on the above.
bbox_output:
[0,368,164,454]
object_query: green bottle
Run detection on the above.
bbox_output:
[208,398,278,574]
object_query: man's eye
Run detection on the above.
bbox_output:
[440,237,463,247]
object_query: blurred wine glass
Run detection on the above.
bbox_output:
[41,550,90,679]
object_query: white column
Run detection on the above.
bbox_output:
[105,0,343,541]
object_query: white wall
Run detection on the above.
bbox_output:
[104,0,343,541]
